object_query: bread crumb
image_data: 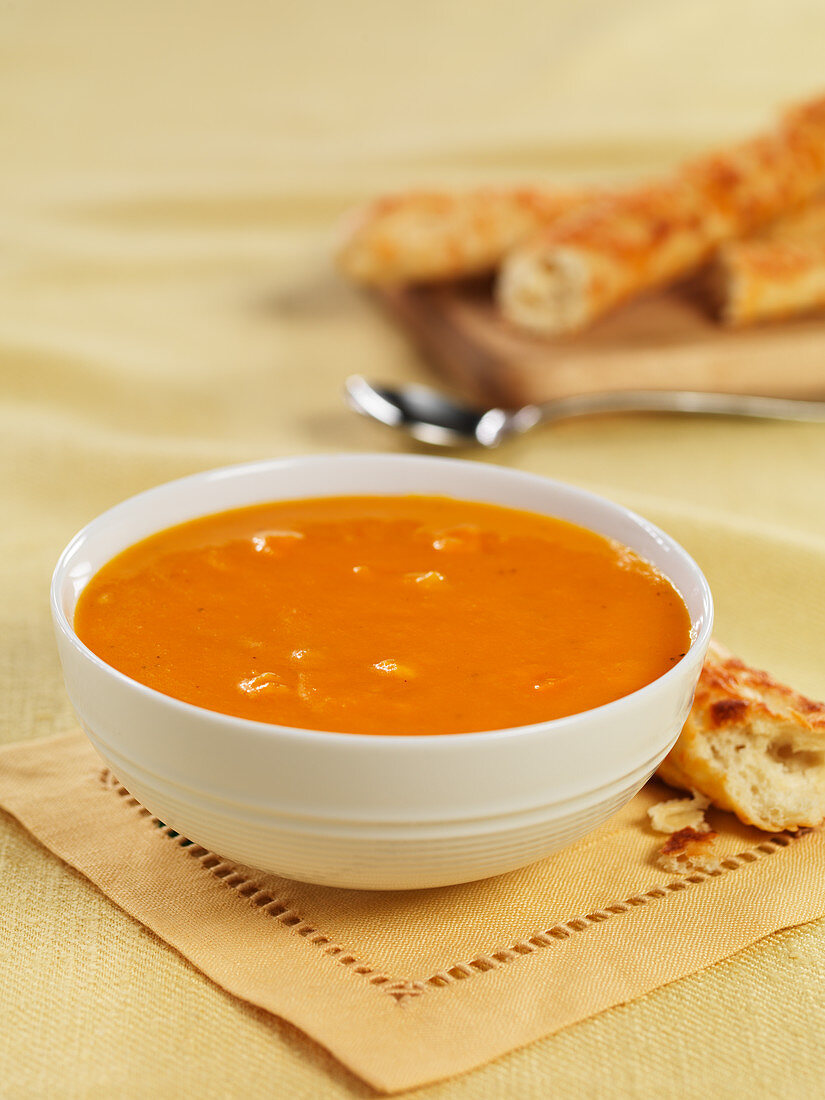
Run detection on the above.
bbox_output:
[648,789,711,835]
[657,827,722,874]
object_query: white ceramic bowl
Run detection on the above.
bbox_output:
[52,454,713,890]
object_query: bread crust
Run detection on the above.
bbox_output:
[498,94,825,334]
[336,188,595,285]
[658,641,825,831]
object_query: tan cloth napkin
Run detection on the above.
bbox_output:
[1,732,823,1093]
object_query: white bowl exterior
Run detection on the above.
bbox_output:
[52,455,713,889]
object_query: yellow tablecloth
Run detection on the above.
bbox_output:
[3,2,825,1095]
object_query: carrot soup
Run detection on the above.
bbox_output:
[74,495,691,735]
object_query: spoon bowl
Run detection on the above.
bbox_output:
[343,374,494,446]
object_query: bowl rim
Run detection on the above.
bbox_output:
[51,452,714,750]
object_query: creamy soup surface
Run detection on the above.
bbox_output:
[74,495,692,735]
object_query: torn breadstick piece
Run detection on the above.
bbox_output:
[336,188,596,284]
[709,192,825,325]
[498,93,825,335]
[657,641,825,832]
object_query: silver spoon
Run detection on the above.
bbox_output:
[344,374,825,448]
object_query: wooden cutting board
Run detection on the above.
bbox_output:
[377,278,825,407]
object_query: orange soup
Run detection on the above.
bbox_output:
[74,495,691,735]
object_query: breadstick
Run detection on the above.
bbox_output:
[710,192,825,325]
[658,641,825,832]
[498,94,825,335]
[336,188,595,284]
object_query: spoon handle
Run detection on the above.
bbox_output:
[531,389,825,425]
